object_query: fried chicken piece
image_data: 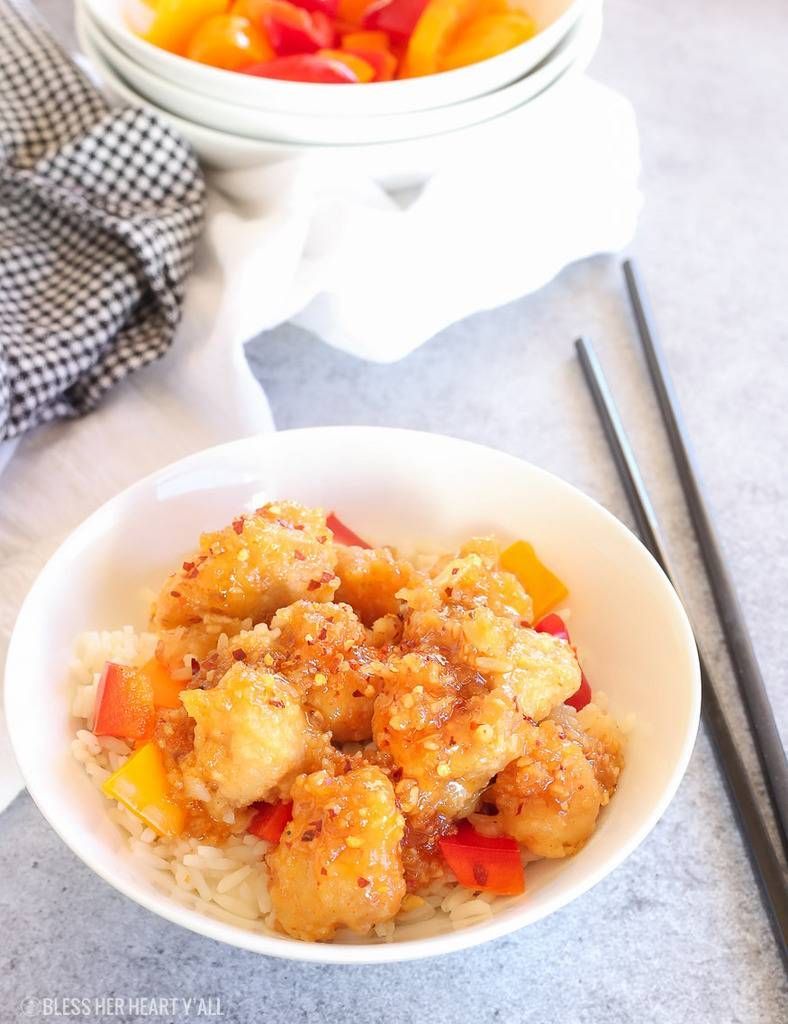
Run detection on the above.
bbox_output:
[428,539,534,622]
[334,545,421,626]
[267,766,406,941]
[372,652,530,828]
[203,602,381,743]
[473,704,625,858]
[402,601,580,723]
[268,601,381,742]
[461,606,580,721]
[179,663,325,811]
[153,501,338,630]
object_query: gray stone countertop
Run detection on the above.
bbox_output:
[1,1,786,1021]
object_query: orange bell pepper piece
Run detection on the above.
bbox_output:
[338,0,372,24]
[440,10,534,70]
[141,658,186,710]
[102,742,185,837]
[500,540,568,622]
[341,31,398,79]
[145,0,231,56]
[186,13,274,68]
[401,0,476,77]
[318,48,376,80]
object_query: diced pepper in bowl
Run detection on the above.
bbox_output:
[186,13,274,69]
[102,742,185,837]
[440,820,525,895]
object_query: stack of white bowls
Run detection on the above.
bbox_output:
[75,0,603,186]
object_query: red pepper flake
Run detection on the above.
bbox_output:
[294,524,305,531]
[320,867,328,875]
[294,550,306,561]
[445,586,453,597]
[307,580,321,591]
[317,535,327,544]
[357,877,370,888]
[352,689,363,698]
[318,628,327,641]
[170,590,181,598]
[451,567,459,576]
[231,517,245,535]
[191,657,201,675]
[472,862,489,886]
[269,699,285,708]
[182,560,199,579]
[232,649,247,661]
[301,829,316,842]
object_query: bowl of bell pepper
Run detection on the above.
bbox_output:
[81,0,595,115]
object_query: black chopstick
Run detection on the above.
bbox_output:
[575,336,788,959]
[622,259,788,855]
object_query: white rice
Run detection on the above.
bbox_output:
[71,627,497,941]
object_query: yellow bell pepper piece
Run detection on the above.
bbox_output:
[102,742,184,837]
[401,0,519,76]
[440,10,534,71]
[145,0,230,56]
[500,540,568,622]
[401,0,478,77]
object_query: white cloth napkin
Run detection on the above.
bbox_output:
[0,73,641,811]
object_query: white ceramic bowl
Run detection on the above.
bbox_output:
[79,0,598,144]
[5,428,700,964]
[75,9,599,185]
[81,0,592,115]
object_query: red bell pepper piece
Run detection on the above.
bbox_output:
[362,0,429,41]
[261,1,335,54]
[93,662,156,741]
[534,613,593,711]
[439,821,525,895]
[534,612,570,643]
[326,511,371,547]
[243,54,357,79]
[248,800,293,842]
[565,674,592,712]
[288,0,339,15]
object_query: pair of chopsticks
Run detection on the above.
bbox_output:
[575,260,787,959]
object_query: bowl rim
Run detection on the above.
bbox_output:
[80,0,591,101]
[4,426,701,964]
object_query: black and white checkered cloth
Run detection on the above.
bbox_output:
[0,0,205,442]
